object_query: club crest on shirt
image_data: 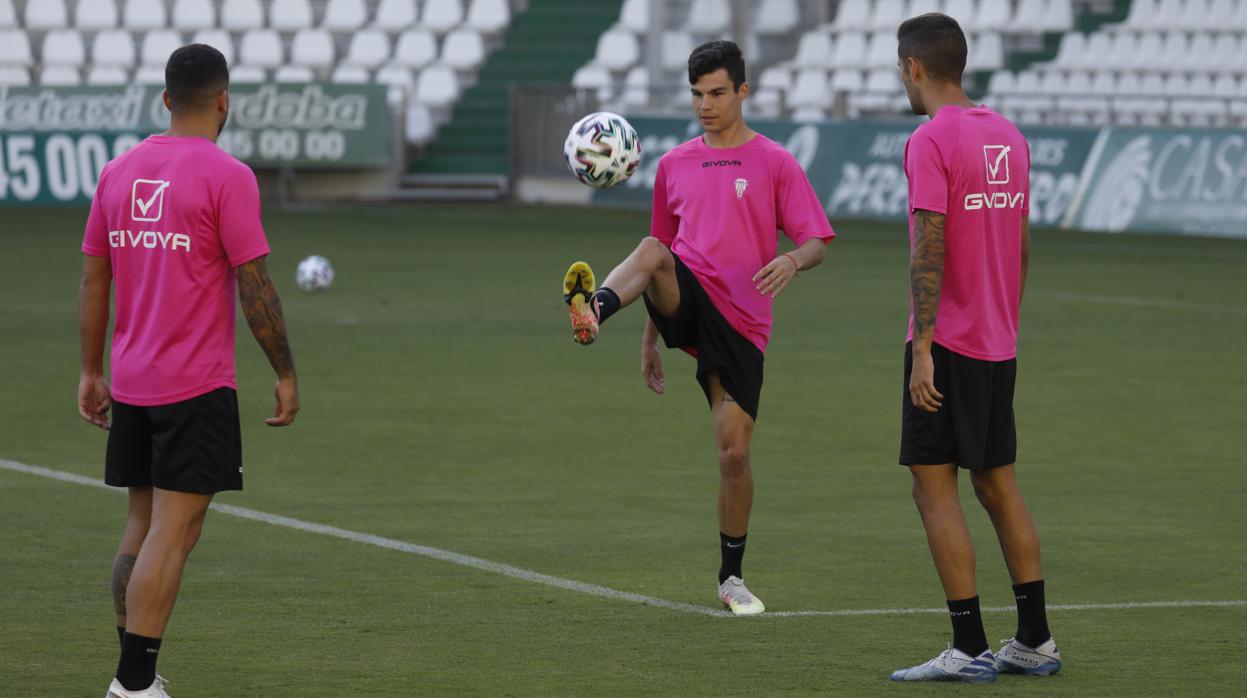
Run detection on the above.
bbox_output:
[735,178,748,198]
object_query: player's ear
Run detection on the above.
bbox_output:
[162,89,172,113]
[738,81,750,100]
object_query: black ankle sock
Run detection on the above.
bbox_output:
[591,287,621,325]
[117,626,126,647]
[947,596,989,656]
[718,532,747,584]
[116,632,162,691]
[1012,580,1052,647]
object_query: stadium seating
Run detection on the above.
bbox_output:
[76,0,118,30]
[123,0,167,32]
[172,0,215,31]
[375,0,417,32]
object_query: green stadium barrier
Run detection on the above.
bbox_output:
[0,83,390,205]
[595,116,1245,238]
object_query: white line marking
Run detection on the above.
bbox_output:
[4,458,1246,620]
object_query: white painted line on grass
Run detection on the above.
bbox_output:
[5,458,1246,621]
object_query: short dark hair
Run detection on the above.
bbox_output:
[165,44,229,110]
[897,13,967,84]
[688,40,746,90]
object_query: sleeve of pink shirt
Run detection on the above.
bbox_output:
[216,164,272,267]
[775,150,835,245]
[649,157,679,247]
[1020,136,1032,217]
[81,169,109,256]
[904,129,949,215]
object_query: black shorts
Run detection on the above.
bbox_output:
[642,253,764,421]
[106,387,243,494]
[900,342,1017,471]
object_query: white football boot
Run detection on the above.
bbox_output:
[105,675,170,697]
[890,646,998,683]
[996,637,1062,675]
[717,575,765,615]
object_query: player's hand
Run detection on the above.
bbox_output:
[641,341,665,395]
[909,351,944,413]
[752,254,800,298]
[266,376,300,426]
[78,373,112,430]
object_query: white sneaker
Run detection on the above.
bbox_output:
[890,646,998,683]
[106,676,170,697]
[996,637,1062,675]
[717,576,765,615]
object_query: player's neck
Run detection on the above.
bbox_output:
[164,118,220,143]
[921,85,977,117]
[702,119,754,149]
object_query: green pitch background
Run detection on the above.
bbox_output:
[1,204,1244,696]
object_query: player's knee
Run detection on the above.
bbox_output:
[970,472,1009,512]
[637,237,669,267]
[911,476,952,514]
[717,442,750,477]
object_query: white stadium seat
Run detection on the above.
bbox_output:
[969,32,1003,71]
[943,0,977,31]
[375,63,416,104]
[27,0,69,31]
[976,0,1011,30]
[1013,0,1046,29]
[191,30,234,65]
[141,30,181,66]
[687,0,730,35]
[43,30,86,67]
[1133,32,1163,71]
[345,29,392,69]
[230,65,268,82]
[133,64,165,84]
[1149,0,1186,31]
[1159,32,1190,70]
[0,0,15,29]
[239,30,284,69]
[324,0,368,31]
[865,31,896,68]
[661,31,694,71]
[1048,31,1084,68]
[1103,32,1136,71]
[1203,0,1239,30]
[330,63,370,83]
[442,28,485,71]
[291,29,335,69]
[620,0,648,32]
[831,32,867,70]
[271,0,314,32]
[755,0,799,35]
[273,64,315,82]
[620,64,649,107]
[466,0,511,35]
[92,30,137,67]
[77,0,118,30]
[594,29,639,72]
[908,0,943,18]
[832,0,870,31]
[0,65,30,85]
[790,68,831,108]
[758,64,793,93]
[421,0,464,34]
[1079,32,1114,71]
[1183,34,1215,72]
[572,63,613,101]
[1044,0,1075,31]
[792,32,833,69]
[869,0,906,31]
[395,29,438,69]
[375,0,417,32]
[416,63,460,108]
[985,70,1014,98]
[41,65,81,86]
[123,0,167,31]
[172,0,215,31]
[1211,34,1240,72]
[406,103,436,144]
[86,65,129,85]
[1113,0,1156,31]
[221,0,265,32]
[0,28,31,64]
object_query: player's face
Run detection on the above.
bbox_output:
[690,69,747,132]
[899,56,927,116]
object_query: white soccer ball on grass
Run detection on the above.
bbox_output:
[296,255,335,293]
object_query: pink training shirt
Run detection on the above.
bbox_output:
[82,135,271,406]
[904,105,1030,362]
[651,134,835,352]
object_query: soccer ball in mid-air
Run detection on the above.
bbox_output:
[296,255,334,292]
[564,112,641,189]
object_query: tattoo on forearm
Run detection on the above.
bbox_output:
[111,554,136,616]
[910,210,946,341]
[237,259,295,377]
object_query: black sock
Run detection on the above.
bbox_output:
[591,287,621,325]
[718,532,746,584]
[116,632,162,691]
[947,596,989,656]
[1012,580,1051,647]
[117,626,126,647]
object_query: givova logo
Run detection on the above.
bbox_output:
[983,145,1011,184]
[1080,136,1151,232]
[131,179,169,222]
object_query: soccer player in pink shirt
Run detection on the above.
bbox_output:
[561,41,835,615]
[887,14,1060,683]
[78,45,299,698]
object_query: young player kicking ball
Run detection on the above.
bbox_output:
[562,40,835,615]
[888,14,1060,683]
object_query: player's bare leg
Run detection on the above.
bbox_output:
[971,465,1058,673]
[910,464,977,599]
[112,487,152,631]
[708,371,763,614]
[111,488,212,695]
[563,238,679,344]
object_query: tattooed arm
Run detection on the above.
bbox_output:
[909,210,946,414]
[237,256,300,426]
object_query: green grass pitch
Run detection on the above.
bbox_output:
[1,203,1245,696]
